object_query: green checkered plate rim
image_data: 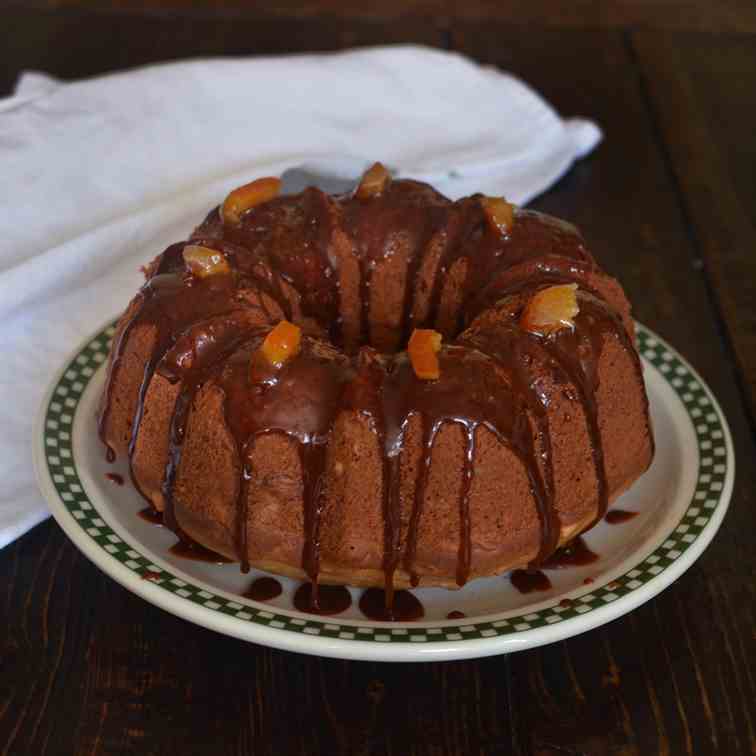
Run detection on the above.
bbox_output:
[35,320,734,659]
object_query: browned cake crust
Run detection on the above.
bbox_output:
[98,168,654,591]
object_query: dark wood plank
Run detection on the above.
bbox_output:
[0,5,446,93]
[4,0,756,34]
[453,22,756,756]
[631,30,756,432]
[449,0,756,33]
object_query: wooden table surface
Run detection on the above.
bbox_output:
[1,7,755,755]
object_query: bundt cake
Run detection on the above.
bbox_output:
[98,162,654,597]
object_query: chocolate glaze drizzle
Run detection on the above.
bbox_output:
[138,506,163,525]
[510,569,553,594]
[542,537,599,569]
[605,509,639,524]
[244,576,283,602]
[98,176,653,614]
[380,346,549,586]
[359,588,424,622]
[169,539,232,564]
[293,583,352,615]
[342,180,450,350]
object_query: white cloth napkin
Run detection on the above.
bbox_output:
[0,44,601,549]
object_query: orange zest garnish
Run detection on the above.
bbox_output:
[355,162,390,199]
[480,196,515,235]
[182,245,231,278]
[520,284,579,336]
[260,320,302,367]
[408,329,442,380]
[222,176,282,225]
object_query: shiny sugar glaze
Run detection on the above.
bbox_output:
[99,177,652,614]
[509,537,601,594]
[510,569,552,594]
[605,509,639,524]
[168,539,233,564]
[542,537,600,569]
[243,576,283,602]
[359,588,425,622]
[293,583,353,615]
[138,506,164,525]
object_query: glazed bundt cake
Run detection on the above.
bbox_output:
[98,162,654,594]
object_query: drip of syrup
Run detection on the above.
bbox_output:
[168,540,233,564]
[293,583,352,615]
[358,588,424,621]
[138,507,163,525]
[604,509,638,524]
[244,577,283,602]
[542,537,599,569]
[510,569,552,594]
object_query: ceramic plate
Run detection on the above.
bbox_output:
[33,321,734,661]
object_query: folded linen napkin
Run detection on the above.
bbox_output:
[0,44,601,549]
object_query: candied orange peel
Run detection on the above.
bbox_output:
[260,320,302,367]
[520,284,580,335]
[182,244,231,278]
[408,329,442,380]
[480,196,515,235]
[222,176,281,225]
[355,162,390,199]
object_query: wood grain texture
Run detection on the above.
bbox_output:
[1,9,756,756]
[631,30,756,431]
[3,0,756,33]
[0,5,446,88]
